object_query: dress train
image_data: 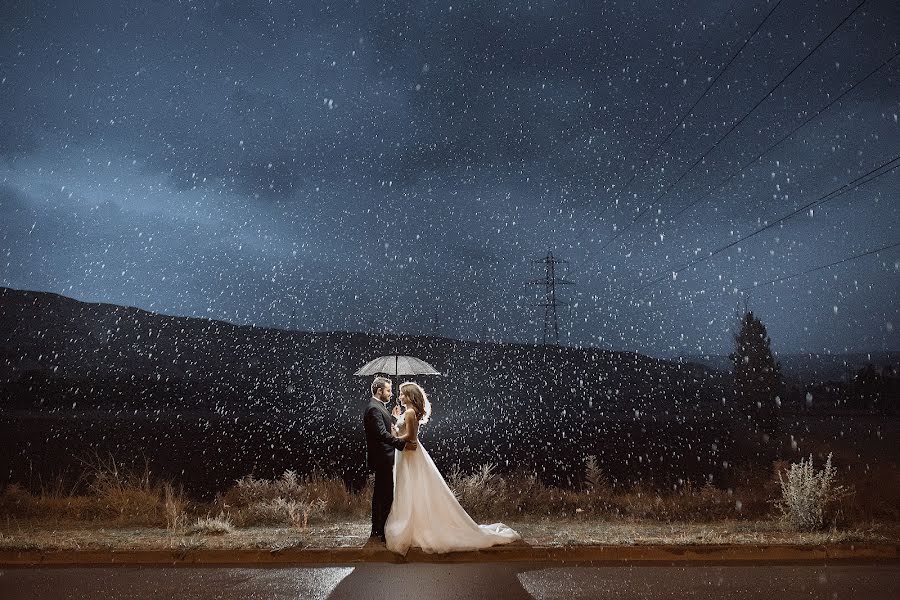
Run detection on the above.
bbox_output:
[385,442,520,555]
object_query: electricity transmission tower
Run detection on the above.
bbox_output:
[529,251,575,346]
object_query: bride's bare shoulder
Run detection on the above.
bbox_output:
[403,408,421,428]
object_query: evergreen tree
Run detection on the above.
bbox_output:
[854,364,881,412]
[729,311,783,435]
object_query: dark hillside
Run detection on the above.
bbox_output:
[1,287,750,497]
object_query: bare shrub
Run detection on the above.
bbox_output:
[584,456,604,488]
[446,464,464,493]
[302,471,361,518]
[234,497,325,529]
[186,513,233,535]
[503,470,555,515]
[583,455,615,509]
[81,453,165,525]
[449,463,504,520]
[222,470,335,527]
[448,465,587,519]
[776,453,848,531]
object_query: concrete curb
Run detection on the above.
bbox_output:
[1,544,898,566]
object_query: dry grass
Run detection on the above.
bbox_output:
[163,482,187,532]
[0,454,182,527]
[185,514,234,536]
[2,455,897,553]
[217,470,370,528]
[2,454,897,541]
[446,463,768,523]
[507,518,896,547]
[445,457,900,527]
[0,519,894,553]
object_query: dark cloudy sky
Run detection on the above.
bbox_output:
[1,0,898,356]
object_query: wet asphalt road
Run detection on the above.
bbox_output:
[1,563,898,599]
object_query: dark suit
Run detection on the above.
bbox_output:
[363,397,406,540]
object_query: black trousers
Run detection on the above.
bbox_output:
[370,464,394,539]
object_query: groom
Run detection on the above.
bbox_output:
[364,376,417,543]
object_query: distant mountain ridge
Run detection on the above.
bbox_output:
[0,285,721,392]
[2,285,891,391]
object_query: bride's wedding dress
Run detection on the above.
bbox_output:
[384,416,520,555]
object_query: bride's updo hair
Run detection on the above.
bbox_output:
[400,381,431,425]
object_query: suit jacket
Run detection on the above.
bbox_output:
[364,397,406,471]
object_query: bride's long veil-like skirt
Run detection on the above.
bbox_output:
[384,443,520,555]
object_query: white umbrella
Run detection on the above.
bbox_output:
[354,355,441,377]
[355,355,441,407]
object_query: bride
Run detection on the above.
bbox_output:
[384,381,521,555]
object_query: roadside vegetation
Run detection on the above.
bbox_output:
[2,451,897,551]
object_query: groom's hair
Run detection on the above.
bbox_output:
[371,376,391,397]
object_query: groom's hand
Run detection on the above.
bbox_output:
[404,441,418,451]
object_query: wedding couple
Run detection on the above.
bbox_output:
[363,376,521,555]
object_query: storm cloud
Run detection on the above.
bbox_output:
[1,0,898,355]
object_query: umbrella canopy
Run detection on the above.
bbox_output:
[354,355,441,377]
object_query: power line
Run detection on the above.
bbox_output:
[632,153,900,295]
[600,0,869,253]
[589,0,745,223]
[638,239,900,308]
[600,0,785,219]
[627,151,900,296]
[567,1,787,287]
[604,0,869,252]
[736,240,900,292]
[630,48,900,248]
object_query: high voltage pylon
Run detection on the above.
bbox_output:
[529,251,575,346]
